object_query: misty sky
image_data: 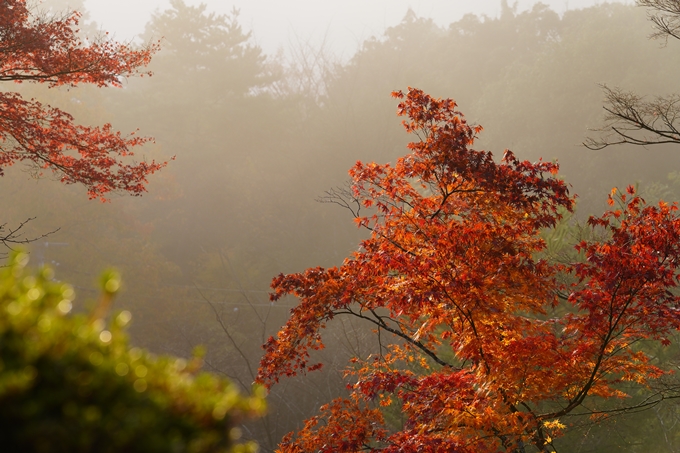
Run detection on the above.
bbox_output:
[84,0,632,58]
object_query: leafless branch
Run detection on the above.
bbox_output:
[0,217,58,251]
[638,0,680,43]
[316,183,362,218]
[584,85,680,149]
[585,1,680,149]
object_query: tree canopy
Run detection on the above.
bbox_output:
[0,0,166,200]
[258,89,680,452]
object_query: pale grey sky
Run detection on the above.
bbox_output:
[83,0,631,58]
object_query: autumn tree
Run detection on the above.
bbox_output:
[0,0,165,200]
[586,0,680,149]
[257,88,680,452]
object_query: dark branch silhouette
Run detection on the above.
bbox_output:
[640,0,680,42]
[585,85,680,149]
[0,218,58,253]
[586,1,680,149]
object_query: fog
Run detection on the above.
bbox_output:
[4,0,680,451]
[84,0,632,57]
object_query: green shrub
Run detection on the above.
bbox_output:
[0,251,264,453]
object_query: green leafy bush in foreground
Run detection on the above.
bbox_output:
[0,251,264,453]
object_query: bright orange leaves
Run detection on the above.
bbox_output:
[0,0,165,199]
[258,88,680,452]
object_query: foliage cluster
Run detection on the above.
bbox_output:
[0,251,264,452]
[258,88,680,452]
[0,0,168,201]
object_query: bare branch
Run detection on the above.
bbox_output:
[638,0,680,43]
[316,184,362,218]
[585,2,680,149]
[585,85,680,149]
[0,217,58,252]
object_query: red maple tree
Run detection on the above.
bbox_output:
[258,88,680,452]
[0,0,165,200]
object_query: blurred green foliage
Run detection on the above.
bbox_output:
[0,251,265,453]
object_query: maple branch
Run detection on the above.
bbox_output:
[547,276,646,420]
[495,388,548,452]
[428,188,453,220]
[0,53,146,85]
[323,184,506,376]
[0,5,158,88]
[0,1,166,200]
[423,271,494,372]
[565,385,680,418]
[337,306,454,369]
[0,93,166,199]
[322,187,425,263]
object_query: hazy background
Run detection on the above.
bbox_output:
[84,0,632,57]
[7,0,680,451]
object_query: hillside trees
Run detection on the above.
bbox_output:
[125,0,310,267]
[258,89,680,452]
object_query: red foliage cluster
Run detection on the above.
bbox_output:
[258,88,680,452]
[0,0,165,199]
